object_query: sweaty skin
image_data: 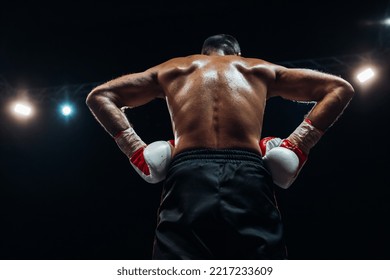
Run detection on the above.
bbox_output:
[160,55,273,156]
[86,53,354,157]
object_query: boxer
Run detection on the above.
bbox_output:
[86,34,354,259]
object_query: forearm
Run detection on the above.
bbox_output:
[287,81,354,154]
[86,90,146,156]
[305,82,354,131]
[86,90,131,137]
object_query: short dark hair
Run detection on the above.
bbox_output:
[201,34,241,55]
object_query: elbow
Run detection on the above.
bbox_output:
[86,87,124,113]
[340,79,355,100]
[85,87,113,110]
[85,91,93,108]
[337,80,355,104]
[85,88,99,109]
[331,78,355,104]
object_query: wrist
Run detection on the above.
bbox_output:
[287,119,323,154]
[114,127,146,157]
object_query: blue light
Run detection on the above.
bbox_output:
[61,104,73,116]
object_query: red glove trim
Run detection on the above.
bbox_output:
[280,139,308,169]
[259,136,276,156]
[168,139,175,146]
[130,147,150,176]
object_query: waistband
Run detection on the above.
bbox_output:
[171,148,263,166]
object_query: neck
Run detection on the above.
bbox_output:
[205,49,226,56]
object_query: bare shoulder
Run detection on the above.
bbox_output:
[231,57,277,82]
[150,55,208,81]
[151,55,203,70]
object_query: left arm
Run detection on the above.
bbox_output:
[86,66,165,138]
[86,66,173,184]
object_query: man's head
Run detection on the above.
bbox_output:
[201,34,241,56]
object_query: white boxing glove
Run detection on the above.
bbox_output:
[260,119,323,189]
[129,140,173,183]
[114,127,174,184]
[260,137,307,189]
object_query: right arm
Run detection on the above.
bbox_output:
[260,65,355,188]
[267,66,355,131]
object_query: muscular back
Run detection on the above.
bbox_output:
[157,55,275,156]
[87,41,354,159]
[87,51,354,158]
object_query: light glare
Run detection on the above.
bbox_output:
[14,103,32,116]
[357,68,375,83]
[61,105,72,116]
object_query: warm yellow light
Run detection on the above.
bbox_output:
[357,68,375,83]
[13,103,32,116]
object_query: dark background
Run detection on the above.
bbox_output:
[1,0,390,260]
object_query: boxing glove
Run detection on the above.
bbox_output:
[260,137,307,189]
[130,140,174,183]
[114,127,174,184]
[260,119,323,189]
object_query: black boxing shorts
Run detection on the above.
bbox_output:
[152,149,287,259]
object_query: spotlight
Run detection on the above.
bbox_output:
[13,103,32,116]
[61,105,73,116]
[357,68,375,83]
[383,18,390,25]
[59,103,75,117]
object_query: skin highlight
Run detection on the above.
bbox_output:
[86,45,354,157]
